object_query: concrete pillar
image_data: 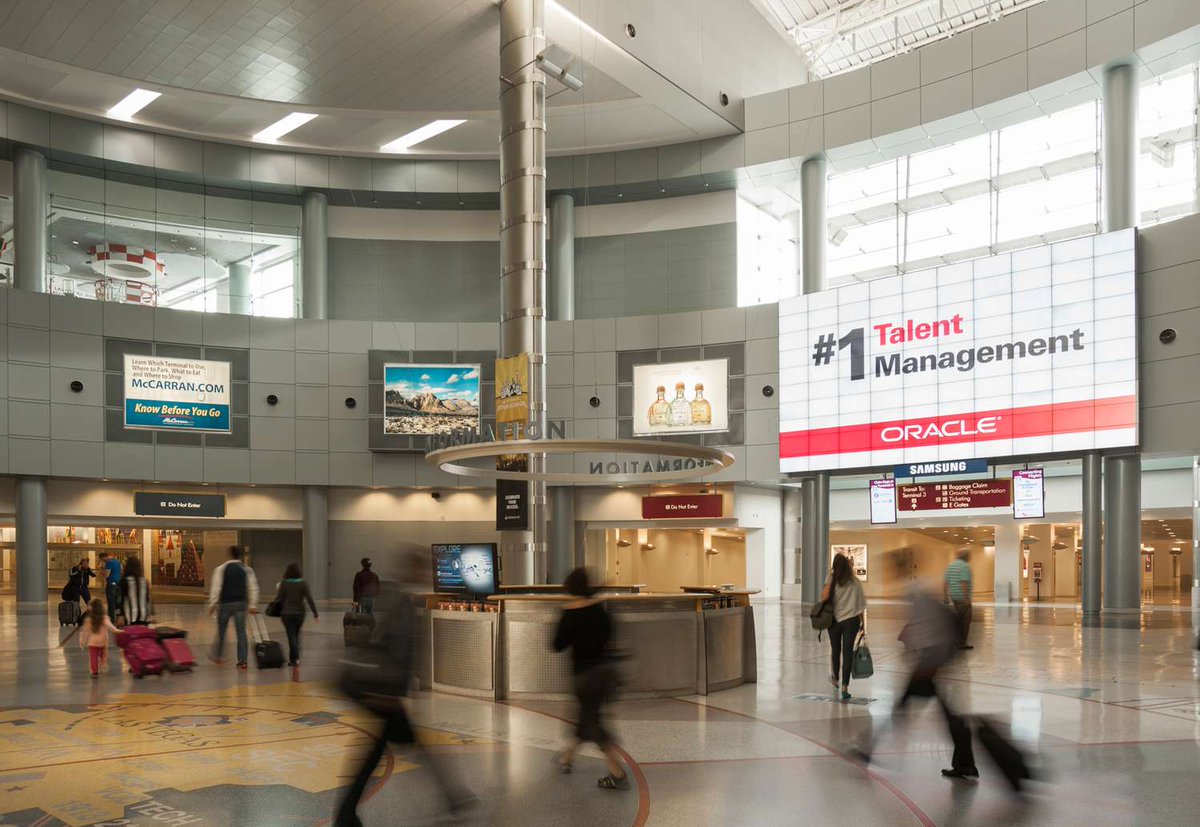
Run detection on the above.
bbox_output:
[1103,454,1141,610]
[1081,453,1103,614]
[548,193,575,321]
[499,0,548,584]
[13,147,47,293]
[1102,62,1138,232]
[799,156,827,295]
[302,486,329,604]
[300,191,328,320]
[782,487,802,593]
[228,261,252,316]
[800,474,829,603]
[1192,457,1200,614]
[548,486,576,586]
[993,520,1021,603]
[15,476,47,606]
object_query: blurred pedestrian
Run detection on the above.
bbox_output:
[121,557,153,626]
[273,562,319,666]
[335,580,474,826]
[208,546,260,670]
[823,552,866,700]
[553,567,629,791]
[79,598,121,678]
[100,552,123,621]
[70,557,96,606]
[944,549,974,649]
[352,558,380,614]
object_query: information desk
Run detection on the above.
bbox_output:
[421,592,757,701]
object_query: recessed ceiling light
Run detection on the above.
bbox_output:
[253,112,318,143]
[380,119,466,153]
[107,88,161,121]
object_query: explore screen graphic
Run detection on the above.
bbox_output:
[778,230,1138,472]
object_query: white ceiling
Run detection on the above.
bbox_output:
[754,0,1038,78]
[0,0,810,158]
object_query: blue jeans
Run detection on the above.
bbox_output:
[214,601,248,664]
[105,583,121,619]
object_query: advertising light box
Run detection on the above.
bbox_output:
[124,355,231,432]
[1012,468,1046,519]
[779,230,1138,473]
[384,364,481,436]
[633,359,728,436]
[869,478,897,524]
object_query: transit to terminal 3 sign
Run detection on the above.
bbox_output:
[778,230,1138,473]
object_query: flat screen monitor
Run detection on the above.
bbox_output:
[432,543,500,596]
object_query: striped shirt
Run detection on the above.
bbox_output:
[945,559,972,602]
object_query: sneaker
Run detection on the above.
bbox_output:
[841,690,852,701]
[941,767,980,779]
[236,662,248,670]
[598,774,630,791]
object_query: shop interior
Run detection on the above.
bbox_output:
[830,516,1194,604]
[0,525,302,598]
[585,526,750,593]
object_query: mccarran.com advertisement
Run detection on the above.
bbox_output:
[778,229,1138,473]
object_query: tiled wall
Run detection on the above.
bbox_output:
[327,223,738,322]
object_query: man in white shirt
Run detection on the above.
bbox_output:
[207,546,260,669]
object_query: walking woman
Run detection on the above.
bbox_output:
[121,557,153,626]
[553,568,628,791]
[822,552,866,701]
[273,563,319,666]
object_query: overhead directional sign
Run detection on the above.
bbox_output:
[898,480,1011,511]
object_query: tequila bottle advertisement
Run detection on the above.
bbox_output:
[633,359,729,436]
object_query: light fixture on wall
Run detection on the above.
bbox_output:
[253,112,318,143]
[107,88,161,121]
[380,119,467,153]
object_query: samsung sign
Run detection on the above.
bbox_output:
[124,355,232,433]
[895,459,988,478]
[779,230,1138,473]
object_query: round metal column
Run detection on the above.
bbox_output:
[301,191,328,320]
[16,476,48,607]
[799,156,827,295]
[548,192,575,321]
[13,147,47,293]
[499,0,548,584]
[228,261,252,315]
[1102,454,1141,611]
[1102,63,1138,233]
[302,486,329,604]
[1081,452,1102,614]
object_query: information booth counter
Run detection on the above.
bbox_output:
[421,588,757,701]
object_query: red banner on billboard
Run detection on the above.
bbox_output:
[642,494,723,519]
[898,479,1011,511]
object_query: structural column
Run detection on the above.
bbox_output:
[15,476,47,606]
[499,0,548,584]
[782,487,802,593]
[300,191,328,320]
[1099,62,1141,611]
[227,261,252,316]
[548,192,575,321]
[993,520,1022,603]
[13,147,48,293]
[1081,453,1102,614]
[548,486,576,586]
[1192,457,1200,613]
[302,486,329,604]
[798,155,830,603]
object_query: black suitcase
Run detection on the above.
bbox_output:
[251,614,285,669]
[58,600,81,626]
[975,716,1032,791]
[154,626,188,640]
[343,611,375,647]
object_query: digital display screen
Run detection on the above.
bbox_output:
[432,543,499,595]
[1012,468,1045,519]
[632,359,729,436]
[384,364,481,436]
[869,478,897,524]
[778,230,1137,472]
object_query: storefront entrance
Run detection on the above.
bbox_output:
[586,527,749,593]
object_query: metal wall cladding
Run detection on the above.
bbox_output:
[432,613,495,693]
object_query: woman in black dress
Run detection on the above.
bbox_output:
[553,567,629,790]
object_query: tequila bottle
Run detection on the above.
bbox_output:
[691,383,712,426]
[647,385,670,427]
[668,382,691,427]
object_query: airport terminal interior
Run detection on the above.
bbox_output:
[0,0,1198,825]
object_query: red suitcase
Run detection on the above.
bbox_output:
[123,637,167,678]
[116,625,158,648]
[160,637,196,671]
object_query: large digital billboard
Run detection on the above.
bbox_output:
[124,354,231,432]
[779,230,1137,473]
[633,359,729,436]
[384,364,480,436]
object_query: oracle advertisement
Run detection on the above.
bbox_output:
[779,230,1137,473]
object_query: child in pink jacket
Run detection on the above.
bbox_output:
[79,598,121,678]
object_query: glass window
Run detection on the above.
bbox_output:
[1138,63,1199,226]
[736,196,797,307]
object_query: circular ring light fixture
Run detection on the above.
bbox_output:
[426,438,735,484]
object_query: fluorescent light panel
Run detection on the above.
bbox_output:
[107,88,161,121]
[253,112,318,143]
[380,119,466,153]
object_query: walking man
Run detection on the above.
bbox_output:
[208,546,260,670]
[944,549,973,650]
[100,552,123,621]
[353,558,380,614]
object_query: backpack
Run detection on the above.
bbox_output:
[809,580,836,638]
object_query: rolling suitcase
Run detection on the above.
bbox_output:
[975,716,1032,791]
[343,609,375,648]
[118,627,167,678]
[58,600,81,626]
[251,613,285,669]
[154,628,195,671]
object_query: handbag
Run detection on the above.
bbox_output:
[851,631,874,679]
[265,599,283,618]
[809,580,835,638]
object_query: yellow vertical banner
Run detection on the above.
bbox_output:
[495,354,531,530]
[495,354,530,425]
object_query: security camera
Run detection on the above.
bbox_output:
[431,491,442,501]
[537,45,583,92]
